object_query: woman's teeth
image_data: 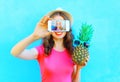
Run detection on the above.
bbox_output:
[55,32,62,35]
[57,32,62,34]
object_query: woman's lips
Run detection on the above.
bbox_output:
[55,32,63,36]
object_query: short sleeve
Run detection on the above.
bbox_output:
[35,45,44,60]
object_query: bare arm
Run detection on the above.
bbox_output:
[72,58,89,82]
[72,65,81,82]
[11,34,36,56]
[16,48,38,60]
[11,16,51,59]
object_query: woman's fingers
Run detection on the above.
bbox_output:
[85,58,88,62]
[41,16,50,24]
[80,56,89,66]
[85,55,89,62]
[37,16,52,28]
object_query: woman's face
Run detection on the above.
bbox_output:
[56,21,62,29]
[51,15,66,39]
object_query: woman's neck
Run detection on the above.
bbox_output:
[53,38,65,51]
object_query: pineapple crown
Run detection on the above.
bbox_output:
[78,23,94,42]
[74,23,94,48]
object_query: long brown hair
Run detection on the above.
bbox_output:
[43,12,74,56]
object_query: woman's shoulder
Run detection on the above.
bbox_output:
[35,45,44,54]
[35,45,44,49]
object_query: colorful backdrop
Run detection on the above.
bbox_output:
[0,0,120,82]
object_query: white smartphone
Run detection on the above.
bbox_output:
[48,20,70,32]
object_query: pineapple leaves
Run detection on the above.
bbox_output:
[78,23,94,42]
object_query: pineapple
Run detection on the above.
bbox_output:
[72,23,93,65]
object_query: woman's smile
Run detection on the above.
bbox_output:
[55,32,63,36]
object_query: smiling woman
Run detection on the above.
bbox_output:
[1,0,120,82]
[10,8,87,82]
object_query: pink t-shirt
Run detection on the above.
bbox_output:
[35,45,74,82]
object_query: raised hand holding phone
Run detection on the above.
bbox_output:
[32,16,51,40]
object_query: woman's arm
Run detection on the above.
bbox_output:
[72,65,82,82]
[11,16,51,59]
[72,56,89,82]
[11,34,36,56]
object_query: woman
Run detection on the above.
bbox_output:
[11,8,86,82]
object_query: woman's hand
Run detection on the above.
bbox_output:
[77,56,89,70]
[72,57,89,82]
[32,16,51,40]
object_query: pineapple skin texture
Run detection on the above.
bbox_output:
[72,44,89,65]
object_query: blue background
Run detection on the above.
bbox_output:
[0,0,120,82]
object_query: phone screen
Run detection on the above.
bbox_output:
[48,20,70,32]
